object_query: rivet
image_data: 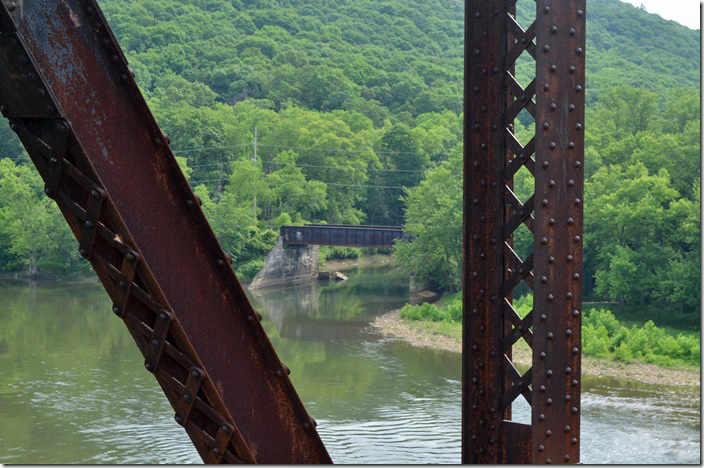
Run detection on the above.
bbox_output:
[576,123,582,131]
[550,64,557,73]
[565,455,571,462]
[547,332,554,340]
[126,251,136,262]
[480,179,487,187]
[479,325,485,332]
[119,280,127,290]
[79,247,87,256]
[546,458,552,464]
[576,47,583,55]
[549,141,556,149]
[543,83,550,91]
[566,291,574,299]
[540,313,547,321]
[567,255,573,262]
[542,199,549,207]
[577,9,584,17]
[91,189,103,200]
[573,273,580,280]
[565,395,572,402]
[472,308,478,315]
[568,104,576,113]
[550,103,556,111]
[481,105,487,112]
[475,11,480,18]
[568,218,575,225]
[472,433,478,440]
[551,25,557,33]
[541,237,548,245]
[7,2,16,12]
[570,28,576,35]
[490,351,496,357]
[493,66,499,74]
[182,393,191,403]
[571,406,578,414]
[212,448,220,455]
[474,86,480,93]
[539,385,546,392]
[111,54,119,62]
[539,413,545,421]
[492,124,497,131]
[37,88,46,96]
[490,294,497,302]
[276,369,283,377]
[573,347,579,354]
[549,180,556,187]
[549,256,555,263]
[543,44,550,52]
[542,161,549,168]
[547,293,554,301]
[28,71,36,80]
[575,198,581,206]
[571,437,578,445]
[151,339,159,348]
[575,161,582,168]
[191,369,201,379]
[574,235,581,242]
[568,179,575,187]
[186,199,194,208]
[479,389,485,395]
[217,259,225,266]
[549,218,555,225]
[112,305,122,317]
[121,73,129,82]
[547,369,553,377]
[576,85,583,93]
[174,415,183,425]
[480,143,487,150]
[540,352,546,359]
[547,398,553,405]
[565,425,572,433]
[145,362,153,372]
[153,137,163,146]
[472,271,478,278]
[544,6,550,13]
[479,362,485,369]
[572,310,579,317]
[474,49,480,55]
[546,430,552,437]
[538,445,545,452]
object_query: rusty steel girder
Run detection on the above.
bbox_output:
[0,0,330,463]
[463,0,585,464]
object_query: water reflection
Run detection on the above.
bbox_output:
[0,270,700,464]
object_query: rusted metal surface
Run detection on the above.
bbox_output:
[463,0,508,464]
[532,0,585,463]
[0,0,331,463]
[464,0,584,464]
[281,224,407,248]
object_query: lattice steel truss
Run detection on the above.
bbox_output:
[463,0,585,464]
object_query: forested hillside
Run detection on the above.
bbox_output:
[0,0,699,313]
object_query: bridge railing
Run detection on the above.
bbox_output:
[280,225,409,248]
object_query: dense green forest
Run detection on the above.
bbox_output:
[0,0,699,314]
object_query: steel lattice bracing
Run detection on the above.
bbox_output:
[463,0,585,464]
[0,0,330,463]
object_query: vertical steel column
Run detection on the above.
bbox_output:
[532,1,585,464]
[463,0,507,463]
[464,0,584,464]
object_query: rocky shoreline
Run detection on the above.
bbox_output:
[370,309,700,388]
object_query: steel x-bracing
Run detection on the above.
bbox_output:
[463,0,585,464]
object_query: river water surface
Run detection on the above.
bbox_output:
[0,267,699,464]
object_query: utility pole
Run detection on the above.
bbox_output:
[252,126,257,226]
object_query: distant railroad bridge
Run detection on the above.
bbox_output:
[280,224,411,248]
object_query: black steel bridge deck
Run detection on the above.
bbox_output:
[280,224,409,248]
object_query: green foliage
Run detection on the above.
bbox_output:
[319,246,362,264]
[583,309,700,367]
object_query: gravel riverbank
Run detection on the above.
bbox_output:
[370,309,700,388]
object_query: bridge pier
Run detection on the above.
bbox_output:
[249,237,319,289]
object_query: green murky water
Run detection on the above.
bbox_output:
[0,267,699,463]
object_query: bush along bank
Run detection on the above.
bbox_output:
[399,297,699,368]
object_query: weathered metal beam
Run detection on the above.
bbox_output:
[0,0,331,463]
[532,0,585,463]
[464,0,584,464]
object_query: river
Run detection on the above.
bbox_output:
[0,267,699,464]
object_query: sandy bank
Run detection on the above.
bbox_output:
[370,310,700,388]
